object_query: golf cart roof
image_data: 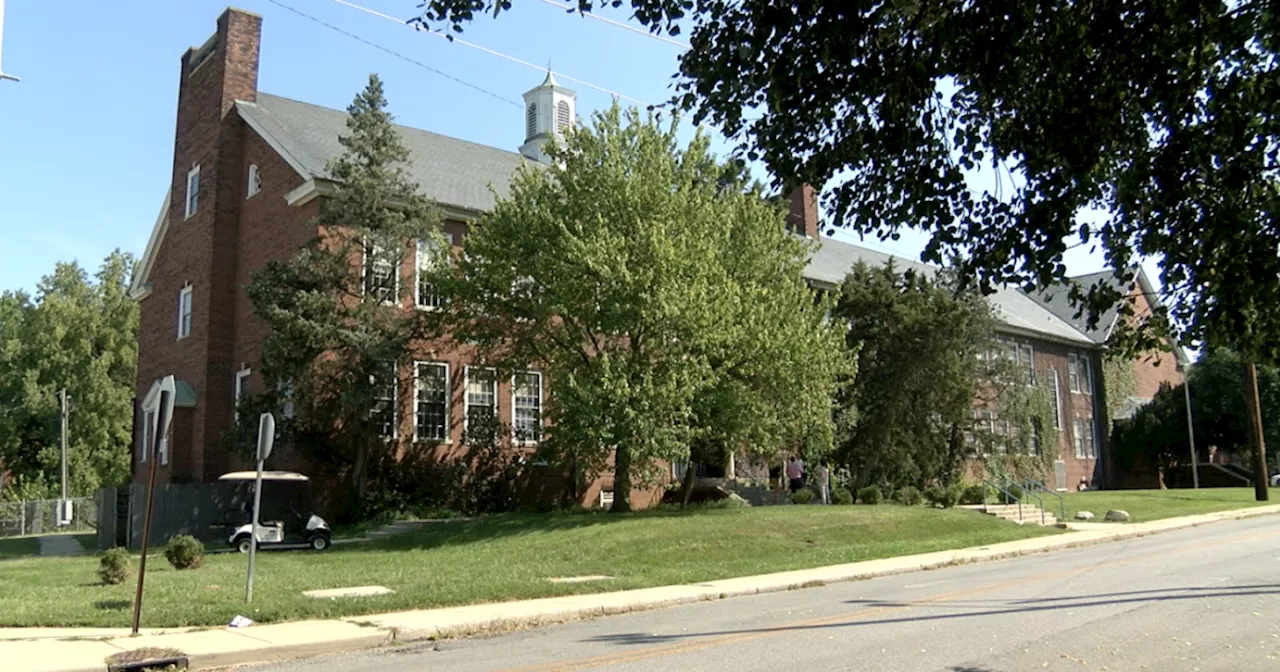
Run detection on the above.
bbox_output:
[218,471,309,482]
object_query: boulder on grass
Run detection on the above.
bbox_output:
[1074,511,1095,521]
[1104,509,1131,522]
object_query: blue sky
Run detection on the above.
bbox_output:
[0,0,1125,296]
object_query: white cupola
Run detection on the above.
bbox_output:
[518,69,576,164]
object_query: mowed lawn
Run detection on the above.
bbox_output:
[1060,487,1271,523]
[0,505,1058,628]
[0,533,94,560]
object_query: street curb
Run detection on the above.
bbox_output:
[183,631,393,671]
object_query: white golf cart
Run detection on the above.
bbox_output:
[217,471,331,553]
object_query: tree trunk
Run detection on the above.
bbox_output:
[1243,361,1270,501]
[611,446,633,513]
[680,462,697,508]
[352,439,370,512]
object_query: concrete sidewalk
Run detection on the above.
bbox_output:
[6,503,1280,672]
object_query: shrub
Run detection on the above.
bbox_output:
[832,487,854,505]
[857,485,884,505]
[960,484,989,506]
[791,487,816,504]
[164,535,205,570]
[98,547,131,585]
[925,483,962,508]
[1006,484,1025,501]
[894,485,923,506]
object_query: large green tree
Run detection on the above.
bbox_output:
[433,104,848,512]
[242,74,443,509]
[418,0,1278,361]
[830,261,1049,489]
[0,251,138,500]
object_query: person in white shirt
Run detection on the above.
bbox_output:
[786,456,805,493]
[817,459,831,504]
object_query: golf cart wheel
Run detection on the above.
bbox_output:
[236,536,252,554]
[310,534,331,551]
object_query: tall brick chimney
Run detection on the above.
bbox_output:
[163,7,262,481]
[786,184,820,239]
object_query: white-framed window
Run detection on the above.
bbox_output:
[526,103,538,139]
[414,362,449,442]
[416,232,454,309]
[1073,417,1097,459]
[363,238,399,304]
[1068,353,1093,394]
[464,367,497,431]
[1049,368,1063,429]
[185,165,201,219]
[246,164,261,198]
[371,361,398,439]
[177,285,193,339]
[233,368,251,423]
[1019,343,1035,384]
[512,371,542,443]
[1030,417,1043,456]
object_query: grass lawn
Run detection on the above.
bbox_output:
[0,505,1058,628]
[1060,487,1270,523]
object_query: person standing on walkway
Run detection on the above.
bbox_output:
[786,456,805,494]
[817,459,831,504]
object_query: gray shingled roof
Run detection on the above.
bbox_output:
[804,237,1096,345]
[1029,269,1132,344]
[236,93,530,213]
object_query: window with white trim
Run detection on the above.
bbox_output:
[177,285,193,339]
[526,103,538,139]
[233,368,251,423]
[1073,417,1097,459]
[464,367,497,430]
[416,233,454,309]
[363,239,399,304]
[185,166,200,219]
[1049,368,1063,429]
[512,371,542,442]
[414,362,449,442]
[556,100,571,132]
[1068,353,1093,394]
[246,164,261,198]
[371,361,398,439]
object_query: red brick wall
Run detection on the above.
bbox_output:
[1127,286,1185,399]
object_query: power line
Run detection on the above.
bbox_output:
[263,0,521,108]
[326,0,652,107]
[531,0,690,50]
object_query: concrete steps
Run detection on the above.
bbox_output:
[962,503,1058,527]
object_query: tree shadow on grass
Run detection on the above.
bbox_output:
[580,583,1280,647]
[95,599,131,611]
[331,506,750,555]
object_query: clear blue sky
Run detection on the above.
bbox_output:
[0,0,1125,296]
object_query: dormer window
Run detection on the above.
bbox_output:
[556,100,571,132]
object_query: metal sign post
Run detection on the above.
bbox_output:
[246,413,275,604]
[131,376,175,635]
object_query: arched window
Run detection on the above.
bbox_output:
[526,103,538,139]
[246,164,261,198]
[556,100,571,132]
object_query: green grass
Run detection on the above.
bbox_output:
[0,533,94,560]
[1060,487,1270,523]
[0,505,1058,628]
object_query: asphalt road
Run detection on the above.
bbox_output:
[253,515,1280,671]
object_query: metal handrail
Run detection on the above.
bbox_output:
[981,479,1031,523]
[1008,479,1047,526]
[1022,478,1065,522]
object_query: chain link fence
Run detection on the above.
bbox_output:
[0,497,97,537]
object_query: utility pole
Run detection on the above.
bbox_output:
[0,0,21,82]
[59,388,68,503]
[1243,362,1269,501]
[1182,368,1199,489]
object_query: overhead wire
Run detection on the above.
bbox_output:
[530,0,690,50]
[263,0,521,108]
[326,0,652,107]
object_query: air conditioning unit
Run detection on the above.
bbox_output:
[599,490,614,509]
